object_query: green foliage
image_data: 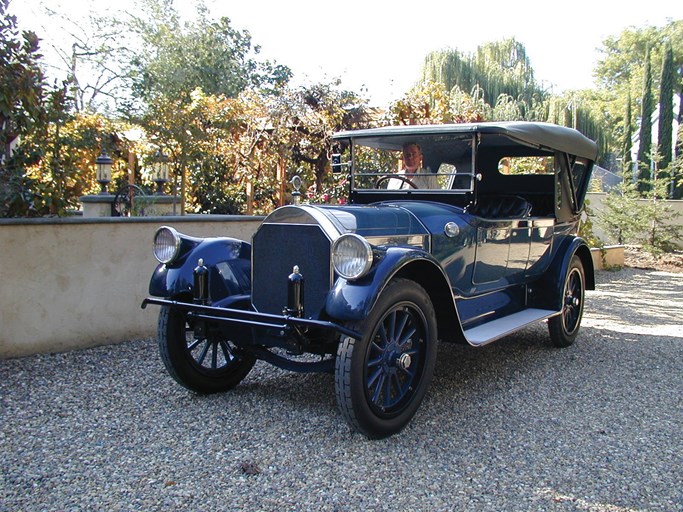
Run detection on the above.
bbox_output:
[0,0,45,156]
[0,0,46,216]
[22,108,132,215]
[673,126,683,199]
[621,90,632,166]
[421,39,540,114]
[594,20,682,175]
[139,82,371,215]
[126,0,290,112]
[638,165,683,253]
[419,39,606,151]
[599,161,682,253]
[657,41,675,171]
[579,199,603,248]
[599,176,643,245]
[636,46,654,191]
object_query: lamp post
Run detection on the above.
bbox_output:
[96,149,113,195]
[153,149,170,195]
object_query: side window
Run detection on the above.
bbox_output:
[571,158,590,209]
[498,156,554,175]
[555,153,576,220]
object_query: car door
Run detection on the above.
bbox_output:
[472,218,531,286]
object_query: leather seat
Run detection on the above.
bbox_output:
[467,195,532,218]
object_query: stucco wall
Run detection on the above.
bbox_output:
[0,216,262,358]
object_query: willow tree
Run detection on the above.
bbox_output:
[419,38,604,151]
[421,38,543,118]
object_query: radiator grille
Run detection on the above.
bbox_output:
[252,224,332,317]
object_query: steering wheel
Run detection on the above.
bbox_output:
[374,175,418,189]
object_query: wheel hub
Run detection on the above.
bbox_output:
[380,340,412,372]
[565,294,580,307]
[397,353,412,370]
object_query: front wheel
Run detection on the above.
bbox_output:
[548,255,585,347]
[335,279,438,439]
[158,306,256,393]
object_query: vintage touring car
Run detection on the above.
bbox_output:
[142,121,597,439]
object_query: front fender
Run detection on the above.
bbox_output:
[325,246,444,322]
[149,238,251,301]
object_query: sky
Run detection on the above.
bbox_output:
[11,0,682,107]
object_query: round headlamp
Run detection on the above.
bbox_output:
[332,234,373,280]
[153,226,181,264]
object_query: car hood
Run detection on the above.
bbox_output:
[261,202,469,240]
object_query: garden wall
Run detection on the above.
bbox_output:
[0,216,262,358]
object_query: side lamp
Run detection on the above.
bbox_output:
[290,175,302,205]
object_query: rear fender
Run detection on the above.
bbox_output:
[530,236,594,310]
[149,238,251,302]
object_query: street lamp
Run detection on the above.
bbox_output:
[153,149,170,195]
[96,149,113,194]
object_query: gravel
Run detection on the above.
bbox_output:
[2,267,683,511]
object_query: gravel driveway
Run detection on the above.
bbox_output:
[2,268,682,511]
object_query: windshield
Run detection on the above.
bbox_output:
[337,133,478,193]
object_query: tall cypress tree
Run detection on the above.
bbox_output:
[622,89,632,171]
[637,46,653,193]
[621,89,633,166]
[657,41,674,172]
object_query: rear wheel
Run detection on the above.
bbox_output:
[335,279,438,439]
[158,306,256,393]
[548,255,585,347]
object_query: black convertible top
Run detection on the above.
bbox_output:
[333,122,598,161]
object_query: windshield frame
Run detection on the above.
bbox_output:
[341,132,479,195]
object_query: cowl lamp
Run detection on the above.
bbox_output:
[96,150,113,195]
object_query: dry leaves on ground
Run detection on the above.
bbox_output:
[623,245,683,273]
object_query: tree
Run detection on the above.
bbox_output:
[0,0,46,216]
[636,46,653,192]
[599,150,682,253]
[120,0,293,213]
[387,81,489,126]
[421,39,541,115]
[0,0,45,161]
[594,20,683,192]
[622,90,632,168]
[126,0,290,112]
[286,81,371,195]
[599,170,644,246]
[419,39,605,149]
[657,41,675,176]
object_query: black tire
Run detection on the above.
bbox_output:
[335,278,438,439]
[548,255,585,348]
[158,306,256,393]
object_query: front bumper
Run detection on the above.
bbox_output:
[141,298,361,341]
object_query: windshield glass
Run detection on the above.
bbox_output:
[342,134,477,193]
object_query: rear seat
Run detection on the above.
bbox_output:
[466,195,532,218]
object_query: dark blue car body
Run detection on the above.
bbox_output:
[144,122,597,438]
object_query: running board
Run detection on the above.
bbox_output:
[463,308,559,346]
